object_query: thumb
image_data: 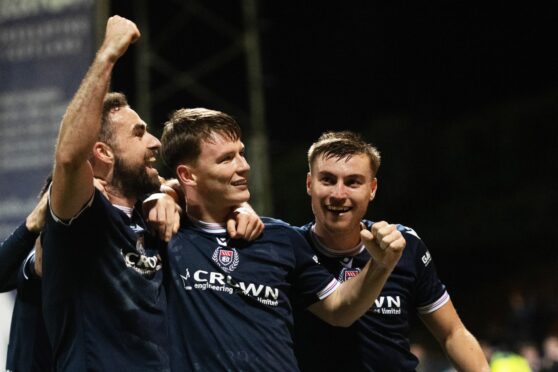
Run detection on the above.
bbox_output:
[360,229,380,259]
[360,228,374,242]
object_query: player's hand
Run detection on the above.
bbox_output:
[99,15,140,63]
[93,177,109,198]
[25,191,48,233]
[226,205,264,241]
[160,178,186,212]
[143,193,182,242]
[360,221,405,271]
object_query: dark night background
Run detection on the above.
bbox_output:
[110,1,558,353]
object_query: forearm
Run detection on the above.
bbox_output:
[310,260,391,327]
[444,328,489,372]
[51,54,110,218]
[55,52,114,168]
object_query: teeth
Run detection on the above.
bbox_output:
[326,205,350,212]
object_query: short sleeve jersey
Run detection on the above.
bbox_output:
[294,220,449,372]
[41,190,169,372]
[165,217,338,372]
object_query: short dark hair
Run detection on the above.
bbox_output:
[307,131,381,176]
[161,107,241,173]
[99,92,129,145]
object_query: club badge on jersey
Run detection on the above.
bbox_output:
[338,268,361,283]
[212,239,239,273]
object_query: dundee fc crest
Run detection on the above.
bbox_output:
[212,247,239,273]
[338,268,361,282]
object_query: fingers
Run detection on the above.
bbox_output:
[371,221,404,251]
[227,210,265,241]
[226,219,238,239]
[363,221,406,270]
[144,194,181,242]
[102,15,141,62]
[26,192,49,233]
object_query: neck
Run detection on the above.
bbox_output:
[105,185,137,208]
[95,166,137,208]
[313,222,363,254]
[186,202,230,224]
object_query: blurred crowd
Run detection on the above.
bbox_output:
[413,286,558,372]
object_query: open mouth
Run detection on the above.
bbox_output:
[145,155,157,167]
[325,205,351,213]
[231,179,248,186]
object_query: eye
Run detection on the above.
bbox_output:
[133,124,146,137]
[319,175,335,185]
[218,153,235,163]
[346,178,363,188]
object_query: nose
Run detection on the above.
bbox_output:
[237,154,250,174]
[331,181,347,199]
[147,132,161,150]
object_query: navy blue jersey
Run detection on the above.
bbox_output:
[0,223,38,292]
[166,217,338,371]
[294,220,449,372]
[1,223,51,371]
[41,189,169,372]
[6,250,52,372]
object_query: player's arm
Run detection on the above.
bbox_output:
[308,221,405,327]
[420,300,490,371]
[144,177,264,241]
[0,191,49,291]
[51,16,140,220]
[0,225,39,292]
[160,176,264,240]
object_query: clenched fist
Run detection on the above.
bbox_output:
[360,221,405,271]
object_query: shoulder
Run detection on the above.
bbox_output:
[260,217,291,228]
[259,217,310,246]
[261,217,301,235]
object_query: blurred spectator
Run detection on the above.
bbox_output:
[490,351,531,372]
[541,335,558,372]
[519,342,542,372]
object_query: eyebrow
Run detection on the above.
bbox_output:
[317,170,366,179]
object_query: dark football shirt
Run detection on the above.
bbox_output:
[166,217,338,372]
[1,223,52,371]
[41,189,169,371]
[294,220,449,372]
[6,250,52,372]
[0,223,38,292]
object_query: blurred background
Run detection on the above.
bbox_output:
[1,1,557,370]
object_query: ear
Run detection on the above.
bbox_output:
[369,177,378,201]
[306,172,312,196]
[177,164,197,186]
[92,142,114,164]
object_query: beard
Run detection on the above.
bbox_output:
[112,156,160,199]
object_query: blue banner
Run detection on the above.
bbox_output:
[0,0,96,240]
